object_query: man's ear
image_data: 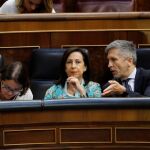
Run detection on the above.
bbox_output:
[128,57,134,66]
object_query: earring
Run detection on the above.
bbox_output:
[84,67,87,71]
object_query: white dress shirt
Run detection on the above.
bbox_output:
[125,68,136,91]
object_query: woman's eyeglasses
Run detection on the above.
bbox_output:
[1,81,23,95]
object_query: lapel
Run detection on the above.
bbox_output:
[134,68,142,92]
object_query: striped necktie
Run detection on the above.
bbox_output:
[122,78,132,92]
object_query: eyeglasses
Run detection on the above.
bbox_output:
[1,81,23,95]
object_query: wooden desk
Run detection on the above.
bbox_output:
[0,98,150,149]
[0,12,150,31]
[0,12,150,82]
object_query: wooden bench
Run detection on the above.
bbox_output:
[1,98,150,149]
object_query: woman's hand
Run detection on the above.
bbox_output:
[67,76,86,97]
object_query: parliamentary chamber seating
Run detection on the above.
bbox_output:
[29,47,150,100]
[30,48,66,99]
[136,48,150,69]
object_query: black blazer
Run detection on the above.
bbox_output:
[102,68,150,97]
[128,68,150,97]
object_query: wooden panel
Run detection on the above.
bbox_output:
[2,109,150,125]
[3,128,56,146]
[1,102,150,149]
[0,13,150,32]
[0,14,150,83]
[138,44,150,48]
[60,128,112,143]
[0,129,3,147]
[0,32,51,47]
[0,46,39,65]
[136,0,150,11]
[115,127,150,143]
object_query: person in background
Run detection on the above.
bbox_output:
[102,40,150,97]
[0,0,55,14]
[44,47,101,100]
[0,61,33,100]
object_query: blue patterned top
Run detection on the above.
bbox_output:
[44,81,101,100]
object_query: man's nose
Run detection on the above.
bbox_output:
[108,61,112,68]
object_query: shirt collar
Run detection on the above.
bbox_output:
[128,67,136,79]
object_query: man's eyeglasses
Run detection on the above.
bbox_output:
[1,81,23,95]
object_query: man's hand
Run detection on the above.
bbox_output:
[102,80,126,96]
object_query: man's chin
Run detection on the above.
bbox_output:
[112,73,119,79]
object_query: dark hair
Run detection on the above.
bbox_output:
[57,47,90,87]
[0,61,29,96]
[16,0,53,13]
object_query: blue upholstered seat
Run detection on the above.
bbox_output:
[30,48,66,99]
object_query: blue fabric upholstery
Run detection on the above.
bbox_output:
[137,48,150,69]
[30,48,66,99]
[0,54,4,70]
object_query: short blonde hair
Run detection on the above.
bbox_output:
[15,0,53,13]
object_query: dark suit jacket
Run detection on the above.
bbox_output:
[102,68,150,97]
[128,68,150,97]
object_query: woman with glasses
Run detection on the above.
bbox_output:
[0,0,55,14]
[0,61,33,100]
